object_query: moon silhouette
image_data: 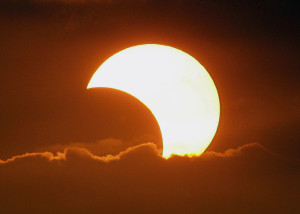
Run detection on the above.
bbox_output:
[88,44,220,158]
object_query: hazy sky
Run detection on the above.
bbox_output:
[0,0,299,213]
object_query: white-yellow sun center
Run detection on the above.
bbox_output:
[88,44,220,158]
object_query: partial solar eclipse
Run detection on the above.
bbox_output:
[88,44,220,158]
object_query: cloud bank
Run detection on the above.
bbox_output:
[0,141,299,214]
[0,141,160,164]
[0,141,280,165]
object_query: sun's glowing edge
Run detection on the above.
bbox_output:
[87,44,220,159]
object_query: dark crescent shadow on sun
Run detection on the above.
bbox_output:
[76,87,163,156]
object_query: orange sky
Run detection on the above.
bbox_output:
[0,0,299,213]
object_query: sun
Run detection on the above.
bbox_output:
[88,44,220,158]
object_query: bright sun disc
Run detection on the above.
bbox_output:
[88,44,220,158]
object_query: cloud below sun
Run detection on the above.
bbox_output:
[0,139,278,165]
[0,140,298,214]
[0,141,161,165]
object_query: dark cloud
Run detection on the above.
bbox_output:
[0,142,299,213]
[0,141,160,164]
[203,142,267,157]
[0,141,277,165]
